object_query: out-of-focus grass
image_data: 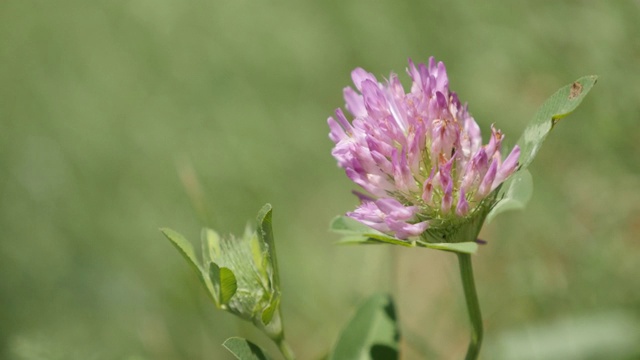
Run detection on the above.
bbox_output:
[1,1,639,359]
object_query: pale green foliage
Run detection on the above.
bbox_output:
[516,76,598,170]
[223,337,272,360]
[489,76,597,221]
[330,294,400,360]
[161,205,282,333]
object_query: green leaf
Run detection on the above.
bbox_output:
[516,75,597,171]
[160,228,216,302]
[365,234,415,247]
[261,296,279,325]
[331,216,414,247]
[201,228,221,265]
[256,204,280,289]
[208,262,237,306]
[223,337,272,360]
[488,76,596,223]
[219,267,237,304]
[330,293,400,360]
[255,204,282,327]
[486,169,533,223]
[249,233,269,281]
[208,262,222,305]
[418,241,478,254]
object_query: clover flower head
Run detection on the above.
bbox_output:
[328,57,520,240]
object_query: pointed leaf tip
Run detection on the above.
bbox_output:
[255,203,280,289]
[516,75,597,170]
[160,227,217,302]
[256,203,273,226]
[256,203,274,249]
[160,228,200,273]
[488,75,595,223]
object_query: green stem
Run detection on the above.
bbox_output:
[261,308,296,360]
[276,338,296,360]
[457,253,483,360]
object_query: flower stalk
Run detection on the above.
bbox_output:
[276,338,296,360]
[457,253,483,360]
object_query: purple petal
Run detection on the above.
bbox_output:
[485,125,503,157]
[328,117,347,143]
[375,198,416,219]
[343,87,367,118]
[456,188,469,216]
[352,190,375,203]
[422,167,436,205]
[345,168,385,196]
[334,108,352,132]
[351,68,377,91]
[361,80,389,119]
[371,150,394,175]
[461,113,482,158]
[476,159,498,199]
[492,145,520,190]
[392,148,418,193]
[387,220,429,239]
[347,198,428,239]
[347,202,389,233]
[441,174,453,213]
[434,61,449,92]
[460,149,488,192]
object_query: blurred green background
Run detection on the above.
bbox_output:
[2,1,639,359]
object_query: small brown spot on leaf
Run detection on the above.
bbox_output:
[569,82,583,100]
